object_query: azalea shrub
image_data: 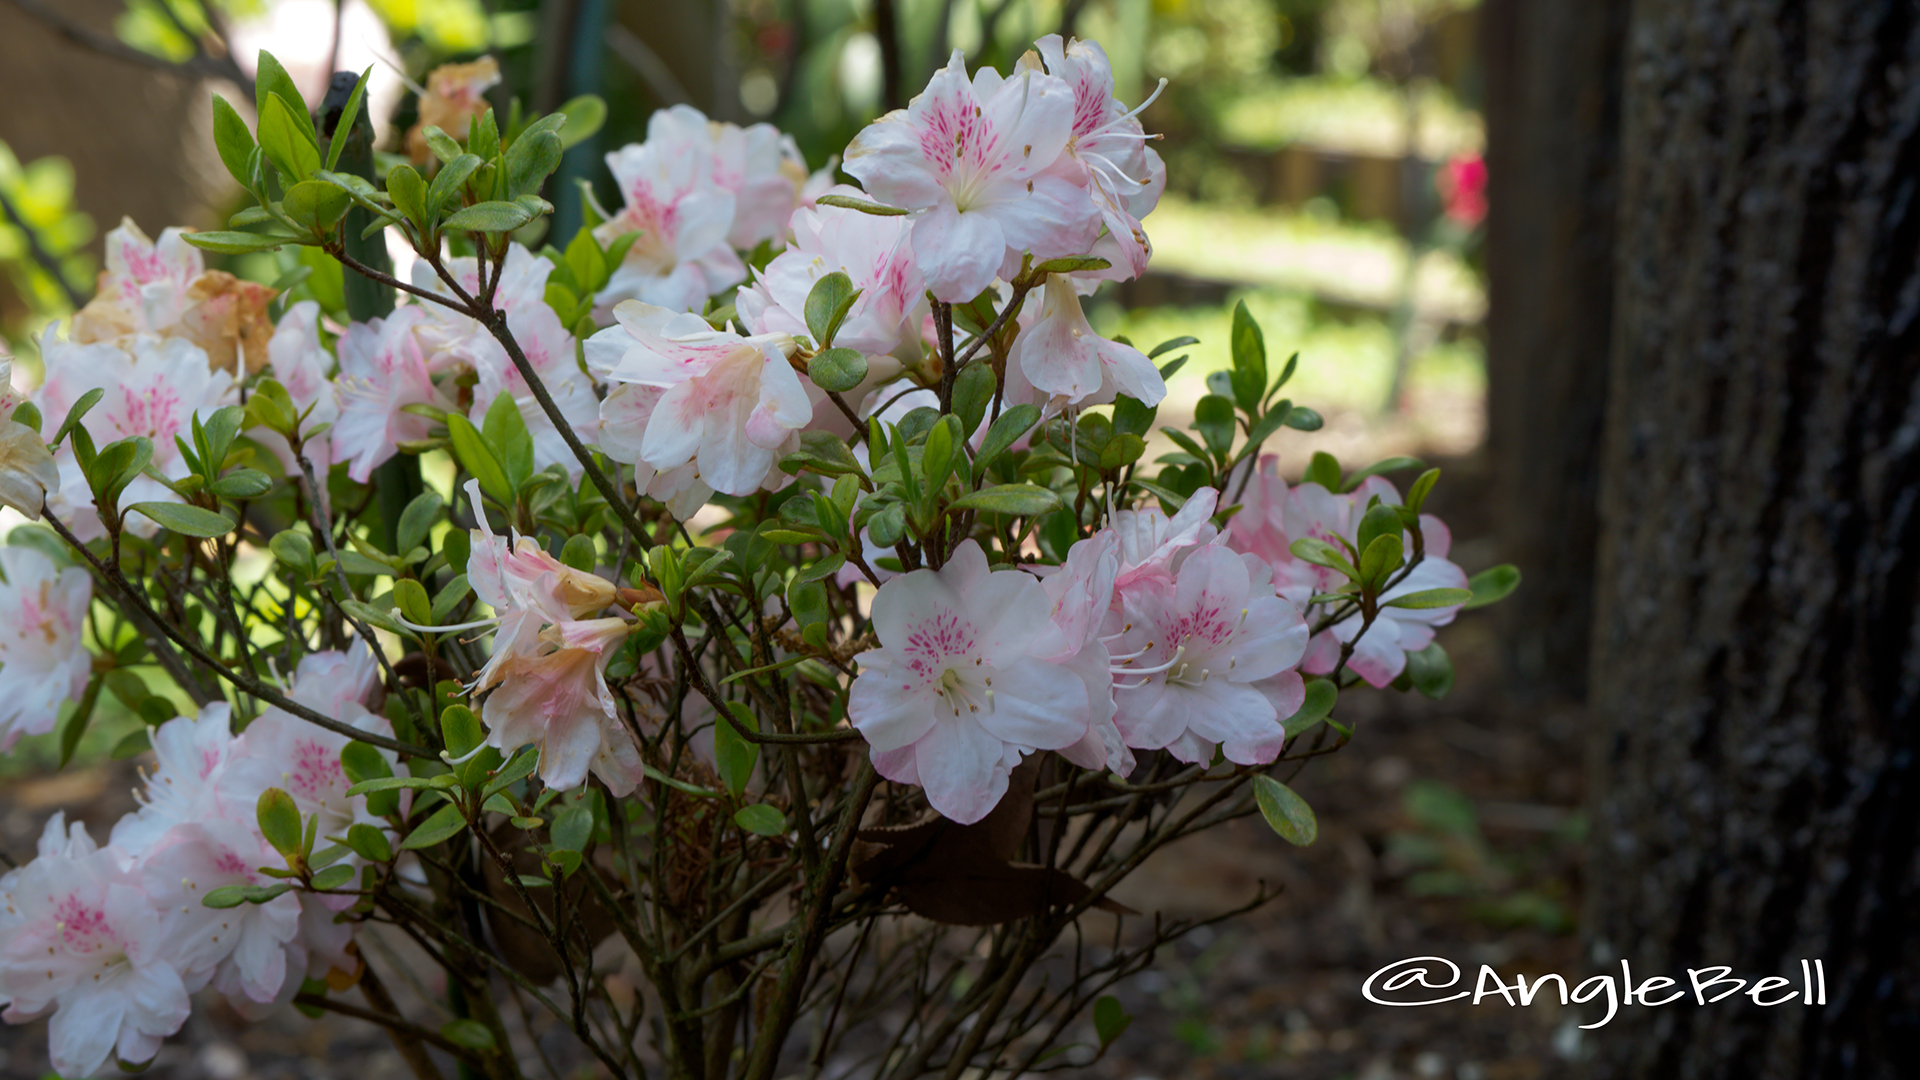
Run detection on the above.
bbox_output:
[0,36,1517,1080]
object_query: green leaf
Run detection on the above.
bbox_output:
[481,391,535,493]
[1358,533,1404,588]
[866,501,908,547]
[1384,587,1472,610]
[715,702,760,799]
[56,677,102,770]
[1029,255,1111,276]
[1282,405,1324,431]
[1112,393,1157,438]
[1464,564,1521,610]
[401,803,469,850]
[343,775,454,797]
[427,153,485,215]
[439,704,484,760]
[1341,456,1427,494]
[210,93,258,189]
[202,885,252,910]
[951,362,995,436]
[309,864,355,891]
[441,199,538,233]
[209,468,273,500]
[1289,537,1358,580]
[734,804,785,836]
[395,491,443,557]
[781,429,866,479]
[1406,467,1441,513]
[259,92,321,182]
[505,129,564,198]
[808,347,869,394]
[482,748,539,799]
[552,94,607,149]
[346,822,393,863]
[1094,995,1133,1047]
[446,413,513,506]
[1281,678,1339,739]
[1252,775,1317,846]
[111,727,152,760]
[1098,433,1146,471]
[253,51,312,140]
[51,388,103,451]
[973,404,1041,478]
[439,1019,495,1052]
[921,416,958,495]
[1305,452,1342,491]
[282,180,351,233]
[1149,336,1200,360]
[128,502,235,537]
[1192,395,1236,460]
[1228,300,1267,414]
[803,271,860,347]
[550,803,593,852]
[386,163,429,228]
[391,577,432,628]
[949,484,1060,517]
[340,599,406,636]
[257,789,304,857]
[1404,643,1455,699]
[1354,503,1403,564]
[814,193,908,215]
[182,231,292,255]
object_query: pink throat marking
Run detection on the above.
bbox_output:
[53,895,113,953]
[288,739,344,803]
[901,609,979,683]
[1166,591,1233,649]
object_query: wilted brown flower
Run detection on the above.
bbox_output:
[405,56,502,162]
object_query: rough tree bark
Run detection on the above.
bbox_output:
[1481,0,1632,700]
[1588,2,1920,1077]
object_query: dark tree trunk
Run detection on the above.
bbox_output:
[1587,2,1920,1077]
[1481,0,1630,700]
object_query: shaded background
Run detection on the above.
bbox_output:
[2,1,1914,1078]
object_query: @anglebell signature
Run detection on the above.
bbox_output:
[1362,956,1828,1029]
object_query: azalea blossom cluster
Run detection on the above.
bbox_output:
[0,35,1516,1080]
[0,651,394,1078]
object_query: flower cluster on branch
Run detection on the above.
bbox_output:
[0,37,1517,1080]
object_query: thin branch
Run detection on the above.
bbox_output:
[44,511,436,759]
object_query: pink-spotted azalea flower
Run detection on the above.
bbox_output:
[850,540,1091,824]
[1273,476,1471,688]
[1005,273,1165,407]
[844,49,1101,302]
[586,302,811,496]
[0,546,94,753]
[330,307,452,483]
[1027,36,1167,281]
[412,245,599,475]
[425,481,645,795]
[0,817,190,1078]
[734,184,926,360]
[35,330,236,542]
[596,106,748,313]
[1106,542,1308,765]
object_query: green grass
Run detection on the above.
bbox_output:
[1092,286,1485,416]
